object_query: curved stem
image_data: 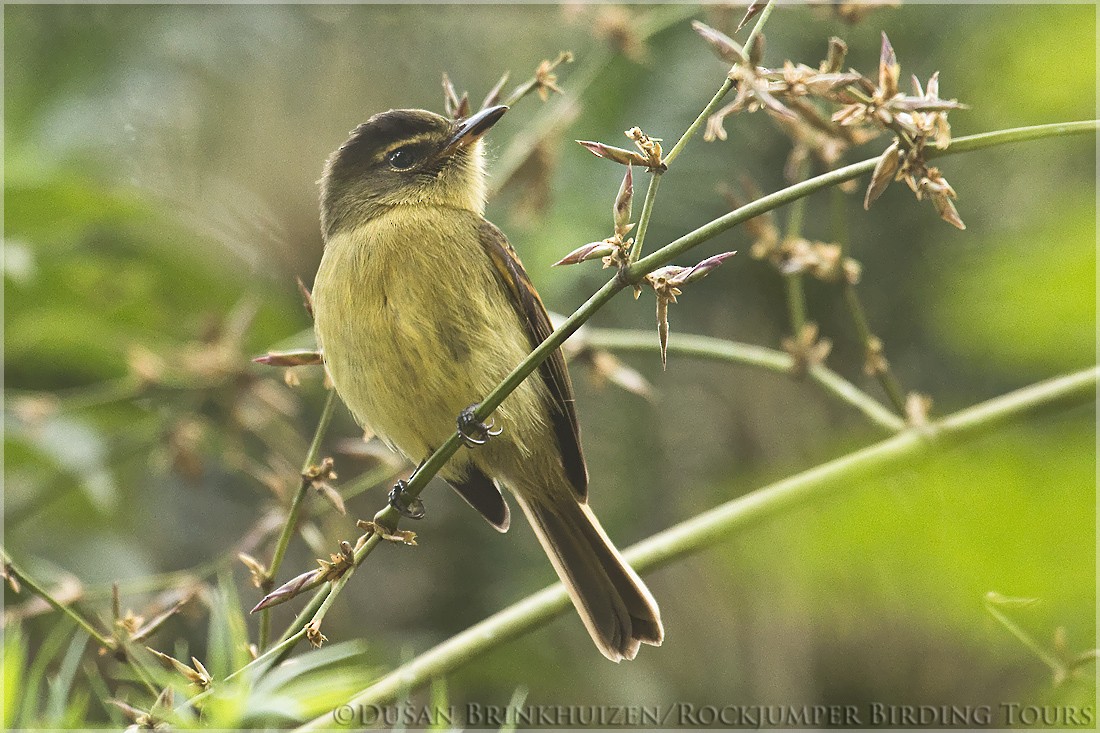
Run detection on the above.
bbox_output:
[297,366,1097,729]
[585,328,904,432]
[0,549,115,650]
[260,386,338,650]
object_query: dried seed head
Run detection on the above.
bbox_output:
[878,32,900,98]
[625,127,666,170]
[553,241,618,267]
[748,32,765,67]
[576,139,651,168]
[864,141,901,209]
[442,73,470,119]
[586,350,654,400]
[782,323,833,376]
[306,621,328,648]
[481,72,511,111]
[824,37,848,73]
[614,165,634,235]
[593,6,647,61]
[863,335,889,376]
[238,553,267,589]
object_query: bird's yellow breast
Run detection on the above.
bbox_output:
[312,206,549,468]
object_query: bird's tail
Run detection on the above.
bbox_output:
[514,492,663,661]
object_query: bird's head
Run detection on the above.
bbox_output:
[319,105,507,238]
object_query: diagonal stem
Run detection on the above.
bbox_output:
[585,328,904,432]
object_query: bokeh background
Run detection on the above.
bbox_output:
[4,3,1096,728]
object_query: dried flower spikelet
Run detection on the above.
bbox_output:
[737,1,768,32]
[747,31,765,67]
[829,1,900,25]
[238,553,268,589]
[863,335,889,376]
[577,140,651,168]
[614,165,634,235]
[587,350,654,400]
[864,141,901,209]
[480,72,511,111]
[533,52,571,101]
[625,127,666,171]
[147,647,211,689]
[442,73,470,119]
[823,37,848,74]
[782,323,833,376]
[593,6,647,61]
[842,258,862,285]
[645,252,736,368]
[692,20,745,65]
[1,562,21,594]
[878,32,900,99]
[554,241,617,267]
[306,621,328,648]
[357,519,418,546]
[557,163,638,269]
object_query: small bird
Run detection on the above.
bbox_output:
[312,105,662,661]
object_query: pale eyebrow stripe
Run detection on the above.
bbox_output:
[378,133,437,161]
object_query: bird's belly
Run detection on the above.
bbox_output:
[312,215,547,467]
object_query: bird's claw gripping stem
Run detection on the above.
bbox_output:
[388,480,425,520]
[457,404,502,448]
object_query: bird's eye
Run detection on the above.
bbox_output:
[387,146,420,170]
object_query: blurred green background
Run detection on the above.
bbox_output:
[4,3,1095,728]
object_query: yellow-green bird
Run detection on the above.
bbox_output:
[312,104,662,661]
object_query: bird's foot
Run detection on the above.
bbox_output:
[457,404,502,448]
[387,480,425,520]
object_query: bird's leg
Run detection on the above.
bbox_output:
[388,460,427,519]
[457,403,502,448]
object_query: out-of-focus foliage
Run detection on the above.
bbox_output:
[3,3,1095,728]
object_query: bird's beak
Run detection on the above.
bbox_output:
[441,105,508,156]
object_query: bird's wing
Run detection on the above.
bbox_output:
[478,219,589,499]
[447,466,510,532]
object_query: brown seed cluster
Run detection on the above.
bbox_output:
[695,24,967,228]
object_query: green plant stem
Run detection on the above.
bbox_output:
[780,156,810,337]
[298,365,1097,729]
[260,386,338,651]
[843,284,907,414]
[829,183,907,416]
[0,549,115,650]
[585,328,904,432]
[228,629,307,683]
[784,274,807,334]
[271,117,1097,675]
[627,172,662,264]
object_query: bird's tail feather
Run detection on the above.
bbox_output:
[514,492,663,662]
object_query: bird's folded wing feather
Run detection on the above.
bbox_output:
[478,220,589,499]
